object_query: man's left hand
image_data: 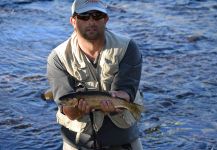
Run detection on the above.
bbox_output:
[109,90,130,102]
[100,90,130,113]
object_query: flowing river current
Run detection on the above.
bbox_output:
[0,0,217,150]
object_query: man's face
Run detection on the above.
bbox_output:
[71,11,108,41]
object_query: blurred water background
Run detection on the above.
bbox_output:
[0,0,217,149]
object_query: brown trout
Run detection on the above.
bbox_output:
[59,91,145,120]
[41,89,53,101]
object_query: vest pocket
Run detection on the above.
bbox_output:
[73,66,89,81]
[101,61,118,87]
[102,59,118,75]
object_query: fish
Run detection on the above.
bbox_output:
[41,89,53,101]
[59,91,145,120]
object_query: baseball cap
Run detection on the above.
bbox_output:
[71,0,107,15]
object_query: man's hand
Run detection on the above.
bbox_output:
[77,99,91,114]
[109,90,130,102]
[100,100,116,113]
[100,90,130,113]
[62,99,91,120]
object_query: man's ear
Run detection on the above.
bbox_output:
[70,16,76,27]
[104,15,109,23]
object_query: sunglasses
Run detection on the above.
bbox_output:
[75,11,107,21]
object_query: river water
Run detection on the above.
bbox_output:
[0,0,217,150]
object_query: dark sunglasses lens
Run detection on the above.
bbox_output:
[77,13,90,21]
[77,12,106,21]
[92,13,106,20]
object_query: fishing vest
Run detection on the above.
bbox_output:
[54,30,142,133]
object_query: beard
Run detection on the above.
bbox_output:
[77,25,105,41]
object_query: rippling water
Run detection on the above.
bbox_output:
[0,0,217,150]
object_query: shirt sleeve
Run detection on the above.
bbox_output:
[47,50,76,104]
[111,40,142,101]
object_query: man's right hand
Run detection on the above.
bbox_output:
[62,99,91,120]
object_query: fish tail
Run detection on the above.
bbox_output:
[131,104,145,120]
[137,104,145,112]
[128,104,145,120]
[41,89,53,101]
[130,110,141,120]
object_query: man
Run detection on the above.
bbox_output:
[47,0,143,149]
